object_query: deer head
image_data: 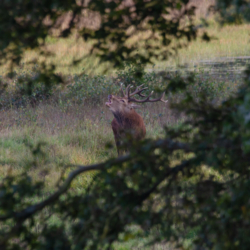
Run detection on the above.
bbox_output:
[106,84,167,156]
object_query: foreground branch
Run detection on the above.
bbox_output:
[0,138,191,222]
[0,154,132,222]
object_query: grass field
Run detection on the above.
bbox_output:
[1,21,249,76]
[0,64,244,249]
[0,87,170,190]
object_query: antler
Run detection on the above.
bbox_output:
[120,83,126,97]
[120,84,168,103]
[129,84,148,97]
[129,92,168,103]
[121,84,147,97]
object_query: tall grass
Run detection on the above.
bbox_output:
[0,85,170,192]
[0,64,242,191]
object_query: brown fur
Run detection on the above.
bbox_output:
[106,94,146,156]
[111,109,146,155]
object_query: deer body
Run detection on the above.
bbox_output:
[106,84,167,156]
[111,109,146,155]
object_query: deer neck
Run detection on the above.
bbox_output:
[113,109,138,125]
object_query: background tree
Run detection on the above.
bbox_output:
[0,0,250,249]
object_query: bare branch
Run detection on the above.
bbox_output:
[0,155,131,222]
[0,138,191,222]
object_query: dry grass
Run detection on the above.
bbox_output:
[155,23,250,70]
[0,97,171,191]
[24,23,250,75]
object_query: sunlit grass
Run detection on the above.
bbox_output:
[156,23,250,70]
[0,21,249,76]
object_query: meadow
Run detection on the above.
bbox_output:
[0,9,250,249]
[0,65,244,249]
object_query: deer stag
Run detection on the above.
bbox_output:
[105,84,167,156]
